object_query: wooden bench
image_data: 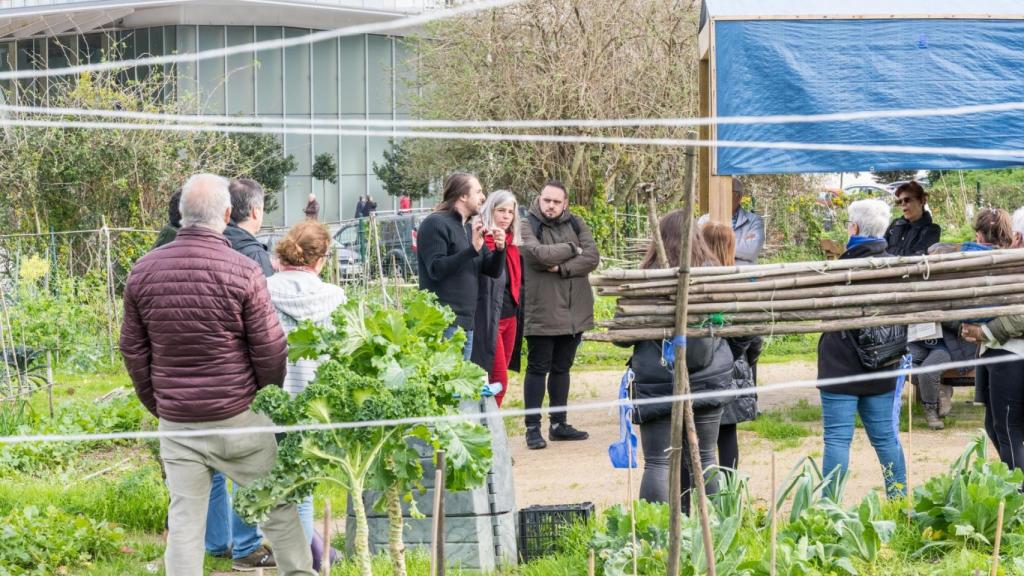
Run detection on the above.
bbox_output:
[940,368,975,387]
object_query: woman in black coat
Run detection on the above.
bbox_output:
[819,198,907,500]
[626,210,735,510]
[883,181,941,256]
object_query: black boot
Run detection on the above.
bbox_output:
[526,426,547,450]
[549,423,589,441]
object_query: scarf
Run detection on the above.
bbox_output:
[846,235,882,250]
[485,233,521,305]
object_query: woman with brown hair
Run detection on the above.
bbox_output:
[629,210,735,509]
[266,220,347,570]
[884,181,941,256]
[701,222,758,472]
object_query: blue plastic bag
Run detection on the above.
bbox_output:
[608,368,638,469]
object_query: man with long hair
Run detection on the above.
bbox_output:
[416,172,506,359]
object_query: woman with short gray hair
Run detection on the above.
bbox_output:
[816,198,907,500]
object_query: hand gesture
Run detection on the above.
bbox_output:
[471,218,486,251]
[960,323,984,343]
[491,227,507,250]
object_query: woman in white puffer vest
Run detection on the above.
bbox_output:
[266,220,346,569]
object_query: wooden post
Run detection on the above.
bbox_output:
[770,452,777,576]
[991,500,1005,576]
[627,454,638,576]
[322,499,332,576]
[645,187,668,269]
[101,219,116,364]
[431,450,447,576]
[666,165,716,576]
[588,549,596,576]
[46,350,54,420]
[907,376,913,522]
[679,131,698,207]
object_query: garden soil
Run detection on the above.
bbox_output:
[508,361,978,512]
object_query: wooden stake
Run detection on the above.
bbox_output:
[588,549,596,576]
[101,219,116,364]
[645,187,668,269]
[991,500,1006,576]
[627,456,638,576]
[906,377,913,523]
[667,176,716,576]
[322,499,332,576]
[430,450,447,576]
[46,350,54,420]
[770,452,777,576]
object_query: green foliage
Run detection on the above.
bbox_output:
[236,292,492,575]
[0,71,271,233]
[0,464,168,532]
[737,412,812,449]
[372,139,430,200]
[871,170,919,185]
[913,433,1024,554]
[313,153,339,186]
[0,395,149,477]
[227,132,297,214]
[0,505,124,575]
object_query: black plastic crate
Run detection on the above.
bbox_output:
[517,502,594,562]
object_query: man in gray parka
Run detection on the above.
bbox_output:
[519,180,600,450]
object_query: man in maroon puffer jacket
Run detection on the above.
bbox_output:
[120,173,314,576]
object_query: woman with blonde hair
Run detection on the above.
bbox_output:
[266,220,346,570]
[472,189,523,407]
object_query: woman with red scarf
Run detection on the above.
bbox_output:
[471,190,523,407]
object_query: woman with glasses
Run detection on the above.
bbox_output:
[883,181,941,256]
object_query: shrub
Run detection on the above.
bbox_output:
[0,506,124,575]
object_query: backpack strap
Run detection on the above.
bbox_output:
[528,212,582,240]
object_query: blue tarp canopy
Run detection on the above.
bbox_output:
[702,0,1024,175]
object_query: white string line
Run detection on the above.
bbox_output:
[6,99,1024,130]
[0,351,1011,445]
[2,116,1023,161]
[0,0,521,82]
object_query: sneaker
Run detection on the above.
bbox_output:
[232,545,276,571]
[208,548,231,559]
[549,423,589,441]
[923,403,944,430]
[525,426,547,450]
[938,385,953,417]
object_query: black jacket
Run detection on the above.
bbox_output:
[720,358,757,425]
[417,210,504,331]
[629,336,734,424]
[224,221,274,277]
[884,212,941,256]
[818,239,901,396]
[471,253,525,375]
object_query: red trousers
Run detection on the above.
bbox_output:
[490,316,517,407]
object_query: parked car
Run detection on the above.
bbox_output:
[256,231,361,278]
[333,211,427,278]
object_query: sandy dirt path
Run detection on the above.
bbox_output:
[507,361,979,511]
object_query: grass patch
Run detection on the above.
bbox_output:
[0,462,168,532]
[738,411,812,449]
[759,333,820,364]
[783,398,822,422]
[574,340,631,370]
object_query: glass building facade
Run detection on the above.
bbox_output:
[0,26,417,226]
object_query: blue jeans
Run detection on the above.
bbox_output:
[205,471,263,559]
[443,325,474,360]
[297,496,315,545]
[820,389,907,499]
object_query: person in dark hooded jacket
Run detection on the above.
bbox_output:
[224,178,274,277]
[626,210,734,510]
[818,198,907,500]
[883,181,940,256]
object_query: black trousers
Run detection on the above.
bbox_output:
[718,336,763,469]
[524,333,582,427]
[638,409,723,514]
[977,348,1024,472]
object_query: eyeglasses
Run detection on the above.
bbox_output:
[896,197,918,206]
